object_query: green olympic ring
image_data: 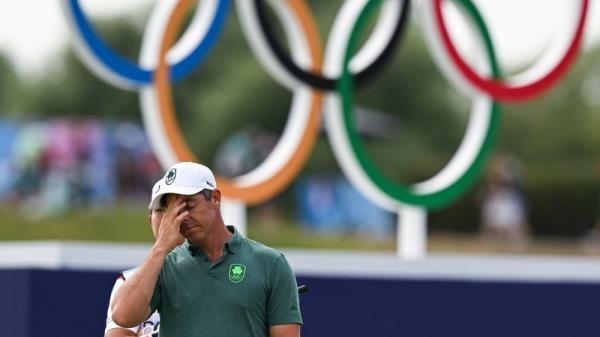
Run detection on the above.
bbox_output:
[337,0,502,210]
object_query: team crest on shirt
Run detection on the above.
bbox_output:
[229,264,246,283]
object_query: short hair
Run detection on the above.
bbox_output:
[199,189,213,201]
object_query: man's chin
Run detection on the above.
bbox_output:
[181,226,201,239]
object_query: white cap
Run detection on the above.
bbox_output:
[148,162,217,210]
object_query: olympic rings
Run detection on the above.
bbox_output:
[427,0,589,102]
[251,0,410,90]
[143,0,323,204]
[64,0,590,211]
[327,0,501,210]
[238,0,409,92]
[61,0,230,89]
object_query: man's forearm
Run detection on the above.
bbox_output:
[111,245,169,327]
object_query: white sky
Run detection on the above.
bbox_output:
[0,0,599,76]
[0,0,151,75]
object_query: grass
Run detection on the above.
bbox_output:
[0,205,598,257]
[0,204,154,242]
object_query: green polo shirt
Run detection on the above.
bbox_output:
[150,226,302,337]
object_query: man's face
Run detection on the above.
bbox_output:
[165,190,219,242]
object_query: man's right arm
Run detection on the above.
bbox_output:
[110,245,169,327]
[111,199,189,327]
[105,275,140,336]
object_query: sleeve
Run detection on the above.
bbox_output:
[105,275,140,335]
[266,254,303,326]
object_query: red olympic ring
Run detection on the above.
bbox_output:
[433,0,589,102]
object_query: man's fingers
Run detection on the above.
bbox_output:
[158,201,187,236]
[172,201,187,214]
[166,195,184,209]
[175,211,189,224]
[164,201,186,220]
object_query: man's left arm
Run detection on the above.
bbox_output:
[267,254,302,337]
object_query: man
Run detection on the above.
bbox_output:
[105,180,184,337]
[111,162,302,337]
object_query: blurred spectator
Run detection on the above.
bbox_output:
[581,161,600,253]
[214,125,277,178]
[113,122,160,201]
[75,120,115,207]
[0,121,19,199]
[214,125,281,227]
[296,175,394,240]
[11,122,46,202]
[480,153,529,250]
[33,119,77,217]
[0,118,163,217]
[296,175,343,234]
[582,211,600,254]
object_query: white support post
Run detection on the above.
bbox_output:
[221,198,247,236]
[397,205,427,259]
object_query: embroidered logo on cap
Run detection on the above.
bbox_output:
[165,168,176,185]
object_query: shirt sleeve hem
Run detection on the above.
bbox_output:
[268,320,303,326]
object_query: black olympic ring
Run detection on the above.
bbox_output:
[253,0,411,90]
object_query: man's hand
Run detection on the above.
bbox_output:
[154,195,188,252]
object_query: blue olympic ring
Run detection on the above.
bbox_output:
[67,0,230,85]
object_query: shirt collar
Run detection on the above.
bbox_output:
[185,225,242,256]
[185,240,198,257]
[224,225,241,254]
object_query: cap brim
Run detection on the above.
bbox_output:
[148,185,206,210]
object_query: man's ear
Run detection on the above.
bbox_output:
[212,189,221,206]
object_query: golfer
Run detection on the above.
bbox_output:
[111,162,302,337]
